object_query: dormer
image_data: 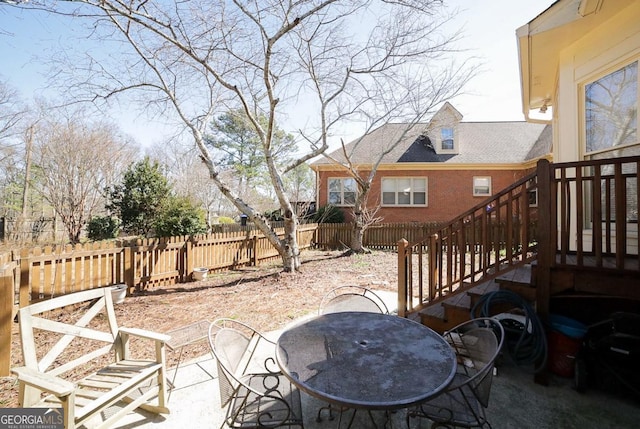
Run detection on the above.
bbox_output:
[427,102,463,154]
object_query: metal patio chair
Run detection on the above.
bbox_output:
[318,285,390,315]
[407,317,505,429]
[315,286,389,424]
[209,318,304,429]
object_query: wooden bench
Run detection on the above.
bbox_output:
[12,287,170,429]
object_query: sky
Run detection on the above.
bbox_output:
[0,0,555,149]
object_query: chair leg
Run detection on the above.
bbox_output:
[317,403,336,421]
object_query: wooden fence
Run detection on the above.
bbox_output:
[0,220,477,376]
[3,224,315,307]
[314,222,444,250]
[0,221,472,309]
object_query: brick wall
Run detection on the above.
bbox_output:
[317,168,531,223]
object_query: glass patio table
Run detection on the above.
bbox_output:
[275,311,457,423]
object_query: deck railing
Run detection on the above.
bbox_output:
[535,155,639,316]
[397,170,539,316]
[398,156,640,318]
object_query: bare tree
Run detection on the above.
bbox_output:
[0,78,26,185]
[0,79,25,147]
[0,77,31,236]
[315,16,476,252]
[285,163,315,206]
[18,0,472,270]
[32,108,139,242]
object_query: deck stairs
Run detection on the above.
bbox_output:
[401,157,640,333]
[417,256,640,334]
[419,264,535,333]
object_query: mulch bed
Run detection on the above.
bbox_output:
[0,249,398,407]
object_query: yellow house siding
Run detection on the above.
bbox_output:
[554,1,640,163]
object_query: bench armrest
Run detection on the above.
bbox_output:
[12,366,75,397]
[119,327,171,343]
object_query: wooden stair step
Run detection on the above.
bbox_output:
[496,265,533,286]
[418,279,501,334]
[468,279,499,296]
[496,265,536,302]
[500,282,537,302]
[420,301,444,319]
[468,280,499,308]
[442,293,470,311]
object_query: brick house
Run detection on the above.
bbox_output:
[310,103,552,223]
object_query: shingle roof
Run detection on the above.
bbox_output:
[312,121,551,166]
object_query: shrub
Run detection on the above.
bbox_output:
[217,216,235,224]
[87,216,120,241]
[263,209,284,221]
[154,197,208,237]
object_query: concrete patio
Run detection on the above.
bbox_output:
[110,329,640,429]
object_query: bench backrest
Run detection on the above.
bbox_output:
[18,288,121,378]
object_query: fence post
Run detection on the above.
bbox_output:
[19,248,30,308]
[185,237,194,281]
[0,270,12,376]
[397,239,408,318]
[124,245,135,292]
[251,235,258,267]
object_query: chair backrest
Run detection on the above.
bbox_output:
[319,285,389,315]
[443,317,504,408]
[18,287,120,376]
[208,318,275,407]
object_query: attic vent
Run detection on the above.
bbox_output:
[417,134,435,152]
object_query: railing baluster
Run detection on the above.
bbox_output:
[593,166,603,267]
[615,162,627,268]
[458,219,466,285]
[446,227,453,294]
[605,175,613,253]
[428,234,437,301]
[559,168,569,264]
[506,189,514,265]
[576,166,584,265]
[417,244,423,308]
[636,160,640,268]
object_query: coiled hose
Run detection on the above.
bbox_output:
[471,290,548,374]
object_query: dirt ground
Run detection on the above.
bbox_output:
[0,249,398,408]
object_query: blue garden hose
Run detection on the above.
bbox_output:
[471,290,548,374]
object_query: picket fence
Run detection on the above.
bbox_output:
[0,220,519,375]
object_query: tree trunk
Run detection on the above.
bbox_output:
[350,215,366,253]
[349,196,370,254]
[280,208,301,272]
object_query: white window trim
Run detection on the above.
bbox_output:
[473,176,492,197]
[327,177,357,207]
[381,177,428,207]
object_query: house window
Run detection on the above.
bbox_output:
[328,178,356,206]
[473,176,491,196]
[441,128,454,150]
[585,61,638,157]
[584,60,639,225]
[382,177,427,206]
